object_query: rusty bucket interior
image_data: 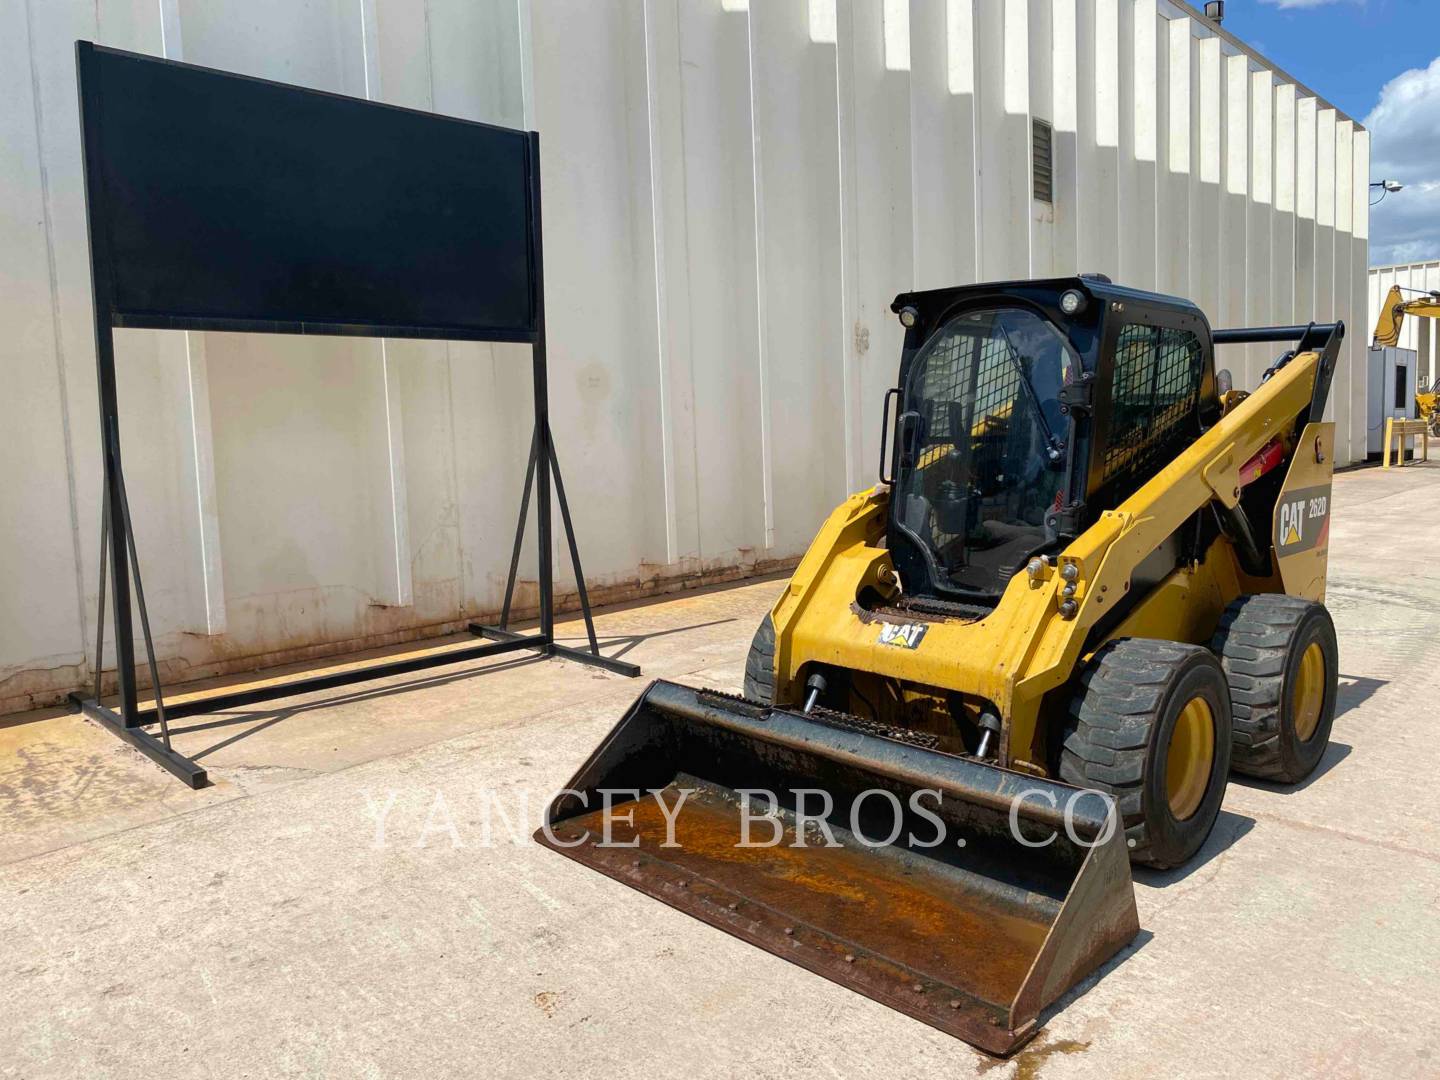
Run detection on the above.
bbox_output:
[537,680,1139,1056]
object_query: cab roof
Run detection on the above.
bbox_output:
[890,276,1210,329]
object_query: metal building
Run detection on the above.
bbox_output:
[1370,261,1440,386]
[0,0,1370,713]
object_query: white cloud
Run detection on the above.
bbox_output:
[1369,182,1440,267]
[1366,56,1440,266]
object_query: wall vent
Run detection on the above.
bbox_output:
[1033,118,1054,204]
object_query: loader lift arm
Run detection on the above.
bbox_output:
[1013,322,1343,753]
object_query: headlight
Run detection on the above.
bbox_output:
[1059,289,1086,316]
[898,306,918,328]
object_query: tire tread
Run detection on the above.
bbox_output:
[1211,593,1334,781]
[743,615,777,704]
[1059,638,1223,867]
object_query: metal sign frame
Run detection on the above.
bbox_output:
[68,42,638,788]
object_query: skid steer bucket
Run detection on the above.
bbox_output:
[537,681,1139,1055]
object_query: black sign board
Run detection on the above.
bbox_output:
[71,42,635,789]
[78,42,536,340]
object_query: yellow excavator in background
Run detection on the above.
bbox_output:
[1374,283,1440,434]
[540,277,1345,1055]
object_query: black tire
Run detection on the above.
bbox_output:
[1060,638,1233,869]
[743,614,778,704]
[1211,594,1338,783]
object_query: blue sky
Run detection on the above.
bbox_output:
[1221,0,1430,120]
[1216,0,1440,265]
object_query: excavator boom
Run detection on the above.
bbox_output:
[1373,283,1440,348]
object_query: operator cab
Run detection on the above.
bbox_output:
[885,276,1219,605]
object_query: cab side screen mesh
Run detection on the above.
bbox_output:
[1102,325,1205,486]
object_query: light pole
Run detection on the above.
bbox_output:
[1371,179,1404,206]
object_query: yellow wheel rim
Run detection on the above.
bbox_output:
[1166,697,1215,821]
[1292,642,1326,742]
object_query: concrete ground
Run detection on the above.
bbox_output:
[4,460,1440,1079]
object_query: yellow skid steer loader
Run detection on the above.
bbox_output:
[538,277,1343,1055]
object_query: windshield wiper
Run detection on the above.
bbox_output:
[996,321,1065,464]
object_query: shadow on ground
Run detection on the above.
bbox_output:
[1034,926,1155,1041]
[1132,808,1256,888]
[166,615,736,762]
[1335,675,1386,718]
[1228,742,1353,796]
[586,617,736,661]
[176,654,549,761]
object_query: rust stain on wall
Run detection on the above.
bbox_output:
[0,555,800,717]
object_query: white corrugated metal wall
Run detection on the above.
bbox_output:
[1370,261,1440,388]
[0,0,1370,713]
